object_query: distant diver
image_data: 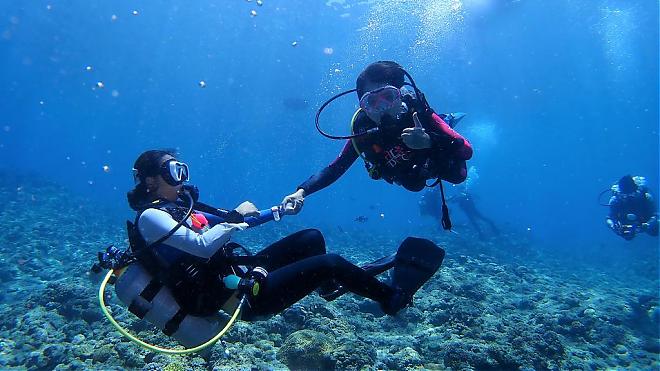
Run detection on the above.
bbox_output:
[420,186,499,239]
[604,175,658,240]
[280,61,472,230]
[92,149,445,353]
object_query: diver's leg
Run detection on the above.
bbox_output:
[242,253,394,319]
[467,213,485,238]
[474,211,500,235]
[255,229,326,271]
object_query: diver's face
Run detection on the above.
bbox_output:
[148,155,182,201]
[360,81,402,124]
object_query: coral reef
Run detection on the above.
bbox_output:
[0,172,658,370]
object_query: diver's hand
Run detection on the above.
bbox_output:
[235,201,260,217]
[281,189,305,215]
[401,112,431,149]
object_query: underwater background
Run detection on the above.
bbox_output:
[0,0,658,370]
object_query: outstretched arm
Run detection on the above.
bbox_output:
[298,140,360,195]
[281,140,359,214]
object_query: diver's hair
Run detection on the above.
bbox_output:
[618,175,637,194]
[355,61,405,99]
[127,149,177,211]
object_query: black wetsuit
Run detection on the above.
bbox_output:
[242,229,393,319]
[299,112,473,194]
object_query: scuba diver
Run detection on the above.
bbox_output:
[605,175,658,240]
[94,150,445,351]
[420,187,499,239]
[280,61,472,229]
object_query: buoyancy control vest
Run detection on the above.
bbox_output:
[127,202,242,317]
[351,109,436,190]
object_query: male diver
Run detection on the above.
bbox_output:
[606,175,659,240]
[96,150,445,349]
[280,61,472,222]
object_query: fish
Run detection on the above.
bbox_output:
[354,216,368,223]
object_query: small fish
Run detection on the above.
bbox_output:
[354,216,368,223]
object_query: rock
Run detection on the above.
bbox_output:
[277,329,336,370]
[332,338,376,370]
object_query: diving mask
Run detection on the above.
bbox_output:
[161,159,190,186]
[132,159,190,186]
[359,85,402,117]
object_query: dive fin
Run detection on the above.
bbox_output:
[391,237,444,299]
[439,112,466,128]
[318,237,444,304]
[318,254,396,302]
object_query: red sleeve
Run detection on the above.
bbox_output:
[429,113,473,160]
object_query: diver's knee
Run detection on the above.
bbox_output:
[300,228,325,250]
[324,253,347,269]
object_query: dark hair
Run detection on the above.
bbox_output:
[127,149,177,210]
[618,175,637,194]
[355,61,405,99]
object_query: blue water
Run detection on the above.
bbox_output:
[1,0,658,369]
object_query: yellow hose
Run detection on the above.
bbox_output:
[98,269,242,355]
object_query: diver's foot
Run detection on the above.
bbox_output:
[380,287,412,316]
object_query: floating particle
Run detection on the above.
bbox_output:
[111,90,119,97]
[291,41,298,47]
[96,81,104,89]
[198,80,207,88]
[46,4,52,10]
[106,149,112,154]
[256,0,263,5]
[81,161,86,166]
[66,156,71,160]
[250,10,257,17]
[39,100,44,105]
[334,68,341,73]
[526,227,531,231]
[88,180,94,185]
[132,10,139,16]
[85,65,92,71]
[102,165,110,173]
[380,213,385,218]
[323,47,334,55]
[111,14,118,21]
[3,126,10,132]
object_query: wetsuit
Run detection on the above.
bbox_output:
[136,203,394,320]
[450,193,499,238]
[607,189,659,240]
[299,111,473,194]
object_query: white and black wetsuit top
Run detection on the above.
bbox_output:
[134,202,262,316]
[138,205,248,259]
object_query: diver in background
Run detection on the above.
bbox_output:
[606,175,658,240]
[281,61,472,214]
[420,186,499,239]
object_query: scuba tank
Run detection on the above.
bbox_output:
[113,263,226,348]
[92,189,268,354]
